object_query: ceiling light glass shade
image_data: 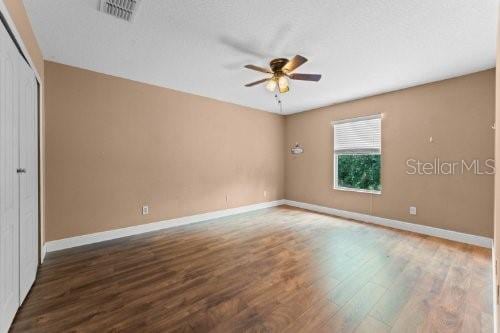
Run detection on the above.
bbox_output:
[278,76,288,88]
[266,79,277,92]
[278,76,289,93]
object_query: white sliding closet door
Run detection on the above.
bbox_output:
[19,57,38,303]
[0,19,20,333]
[0,19,38,333]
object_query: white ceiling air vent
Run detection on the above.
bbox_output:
[99,0,141,22]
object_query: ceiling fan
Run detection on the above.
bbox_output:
[244,55,321,93]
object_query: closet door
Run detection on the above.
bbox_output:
[19,58,38,303]
[0,21,20,333]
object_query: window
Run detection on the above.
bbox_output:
[333,114,381,193]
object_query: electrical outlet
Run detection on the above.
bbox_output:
[409,206,417,215]
[142,205,149,215]
[264,190,267,198]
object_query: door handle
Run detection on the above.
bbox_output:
[16,168,26,173]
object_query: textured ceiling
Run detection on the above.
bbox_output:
[24,0,498,114]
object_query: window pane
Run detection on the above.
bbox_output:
[337,154,381,191]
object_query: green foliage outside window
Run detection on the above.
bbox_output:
[337,154,381,191]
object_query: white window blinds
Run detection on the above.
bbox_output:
[333,115,381,154]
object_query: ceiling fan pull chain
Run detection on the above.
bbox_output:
[274,93,283,113]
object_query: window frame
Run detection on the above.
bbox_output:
[332,115,382,195]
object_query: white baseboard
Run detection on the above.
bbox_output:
[43,198,492,253]
[45,200,286,252]
[284,200,493,248]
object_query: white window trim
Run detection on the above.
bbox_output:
[331,113,382,125]
[332,114,382,195]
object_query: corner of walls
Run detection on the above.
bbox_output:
[282,115,289,200]
[283,113,294,200]
[1,0,44,80]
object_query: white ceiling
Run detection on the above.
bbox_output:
[24,0,498,114]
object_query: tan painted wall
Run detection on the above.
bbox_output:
[44,60,494,241]
[494,6,499,327]
[3,0,44,80]
[44,61,285,241]
[285,69,495,237]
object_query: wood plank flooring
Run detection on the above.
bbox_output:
[10,206,493,332]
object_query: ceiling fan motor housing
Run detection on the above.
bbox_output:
[270,58,289,73]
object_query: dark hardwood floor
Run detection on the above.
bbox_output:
[11,206,492,332]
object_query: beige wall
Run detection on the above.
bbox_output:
[44,61,494,240]
[44,61,285,241]
[3,0,44,80]
[285,69,495,237]
[494,7,499,328]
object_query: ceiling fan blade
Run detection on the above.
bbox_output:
[244,64,272,74]
[283,55,308,73]
[244,78,269,87]
[289,73,322,81]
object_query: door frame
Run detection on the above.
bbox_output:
[0,3,44,264]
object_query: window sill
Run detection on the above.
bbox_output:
[333,186,381,195]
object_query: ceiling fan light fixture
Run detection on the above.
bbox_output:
[244,55,321,93]
[266,79,277,92]
[278,76,289,93]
